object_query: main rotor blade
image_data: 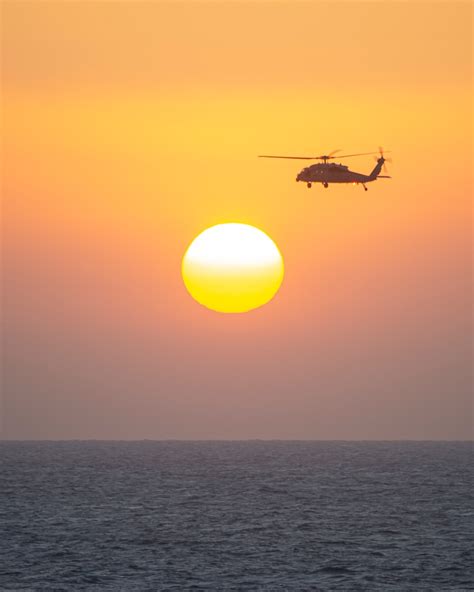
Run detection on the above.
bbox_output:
[337,151,391,159]
[258,155,317,160]
[328,149,342,157]
[259,150,392,160]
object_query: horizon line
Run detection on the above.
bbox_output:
[1,438,472,443]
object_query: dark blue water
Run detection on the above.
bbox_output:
[1,441,472,591]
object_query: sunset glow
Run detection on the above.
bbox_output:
[2,1,471,440]
[182,224,284,313]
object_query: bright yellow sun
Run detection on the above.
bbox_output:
[182,223,284,313]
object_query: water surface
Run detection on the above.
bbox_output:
[1,441,472,590]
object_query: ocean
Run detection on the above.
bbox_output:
[1,441,472,591]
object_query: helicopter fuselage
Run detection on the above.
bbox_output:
[296,162,375,185]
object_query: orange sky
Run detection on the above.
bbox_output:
[2,1,472,439]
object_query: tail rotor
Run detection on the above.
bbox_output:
[374,146,392,174]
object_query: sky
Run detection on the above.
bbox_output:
[1,1,472,439]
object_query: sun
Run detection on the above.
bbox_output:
[182,223,284,313]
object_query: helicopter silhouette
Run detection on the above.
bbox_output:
[259,147,391,191]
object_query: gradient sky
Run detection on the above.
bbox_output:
[2,1,472,439]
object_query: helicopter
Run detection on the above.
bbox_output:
[259,147,391,190]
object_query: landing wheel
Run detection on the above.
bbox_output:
[363,184,368,191]
[307,182,312,189]
[323,182,328,188]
